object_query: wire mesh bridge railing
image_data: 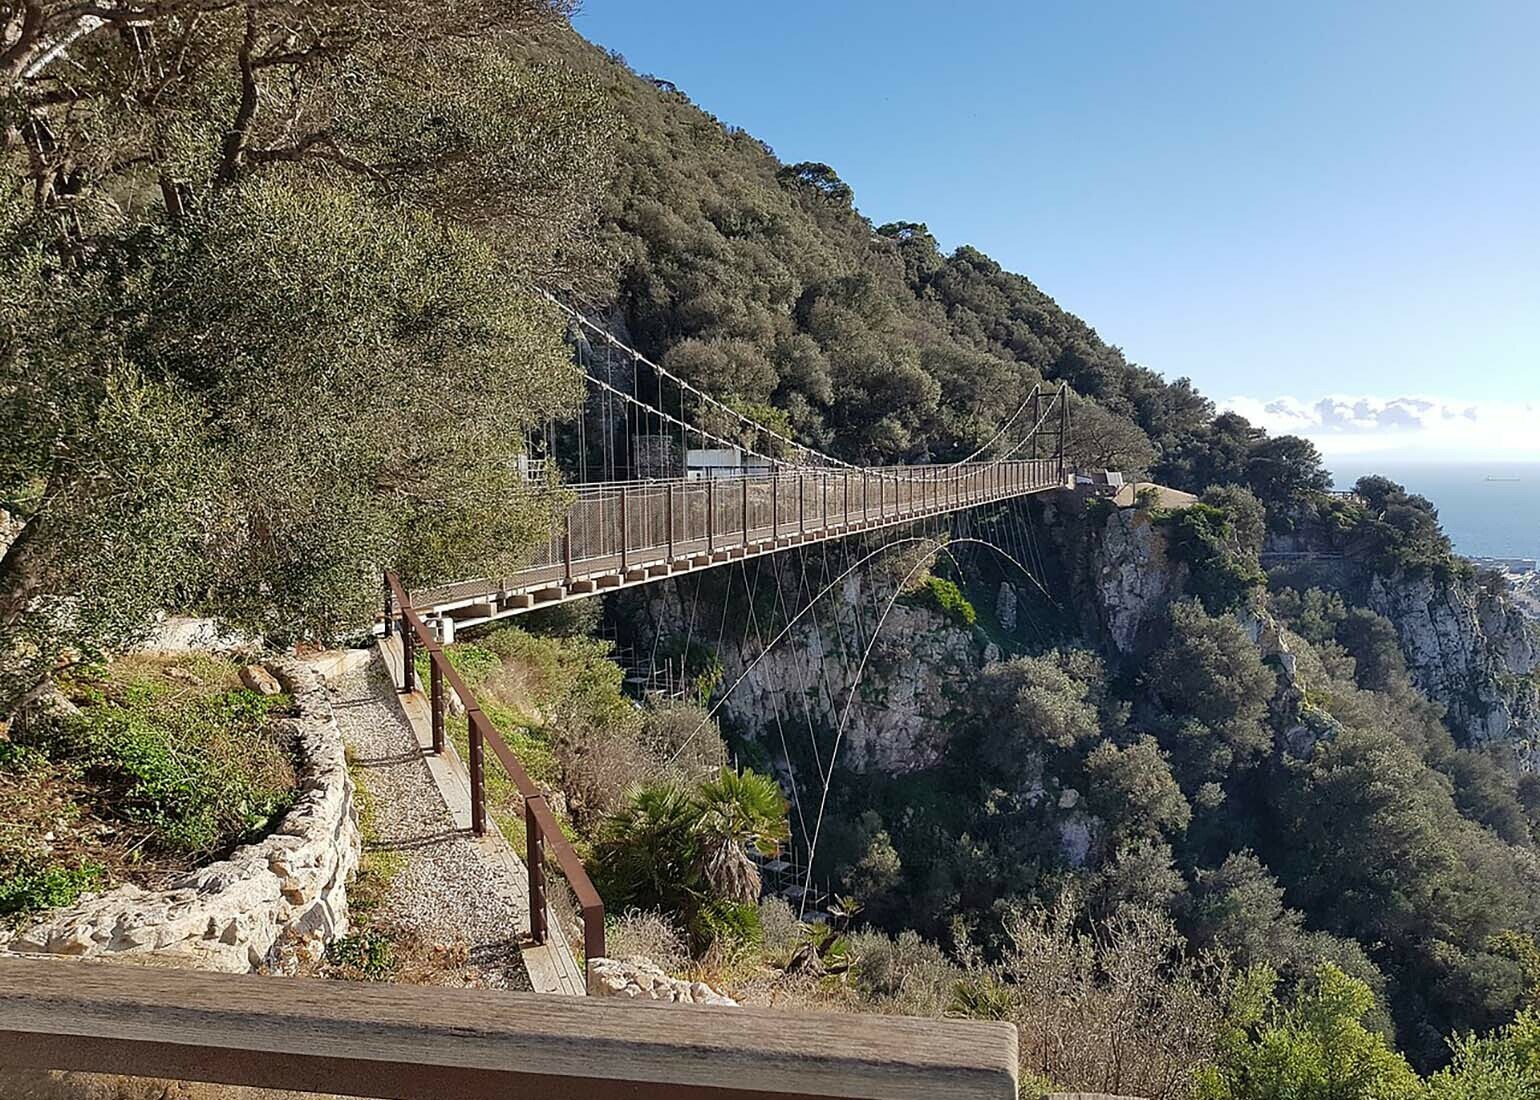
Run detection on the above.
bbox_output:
[410,457,1068,628]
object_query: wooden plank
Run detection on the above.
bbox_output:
[0,958,1018,1100]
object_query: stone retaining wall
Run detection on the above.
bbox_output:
[2,659,360,972]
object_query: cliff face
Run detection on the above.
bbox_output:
[1085,506,1184,658]
[623,496,1539,784]
[1365,569,1540,761]
[631,565,982,775]
[1048,496,1538,766]
[1260,512,1540,765]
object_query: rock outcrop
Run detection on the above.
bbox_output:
[588,955,737,1005]
[1087,506,1183,657]
[1366,570,1540,764]
[637,563,980,774]
[3,659,361,971]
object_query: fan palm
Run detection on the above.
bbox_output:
[690,767,790,904]
[593,781,699,912]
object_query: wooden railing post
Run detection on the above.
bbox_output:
[527,797,547,945]
[429,654,445,755]
[469,713,486,837]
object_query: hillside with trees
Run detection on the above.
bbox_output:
[3,8,1539,1098]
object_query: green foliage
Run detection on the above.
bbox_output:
[1083,735,1192,843]
[593,767,789,945]
[691,898,764,961]
[1315,477,1459,578]
[1,1,614,714]
[1198,965,1423,1100]
[1160,502,1267,614]
[976,649,1109,758]
[0,860,103,918]
[912,575,977,628]
[657,636,726,703]
[1425,1012,1540,1098]
[1156,413,1332,522]
[33,669,296,857]
[1149,601,1277,782]
[325,931,398,982]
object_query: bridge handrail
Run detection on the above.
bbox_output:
[0,956,1019,1098]
[383,570,605,966]
[410,457,1070,615]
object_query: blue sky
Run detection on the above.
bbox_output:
[572,2,1539,460]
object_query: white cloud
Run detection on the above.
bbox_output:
[1219,394,1540,459]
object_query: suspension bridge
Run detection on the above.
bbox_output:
[403,297,1072,638]
[377,296,1077,985]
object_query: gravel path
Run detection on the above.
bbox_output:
[329,654,532,991]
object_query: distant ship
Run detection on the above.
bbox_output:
[1485,476,1521,482]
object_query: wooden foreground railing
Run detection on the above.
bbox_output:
[382,570,604,965]
[0,958,1018,1099]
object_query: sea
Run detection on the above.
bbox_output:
[1326,461,1540,562]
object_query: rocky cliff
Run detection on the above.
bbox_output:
[627,559,983,776]
[1365,569,1539,763]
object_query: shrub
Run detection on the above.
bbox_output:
[914,575,977,627]
[1160,502,1266,614]
[593,768,789,946]
[27,661,297,860]
[325,930,398,981]
[63,686,295,855]
[692,898,763,960]
[0,860,103,918]
[606,908,691,973]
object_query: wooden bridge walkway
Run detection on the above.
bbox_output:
[410,457,1069,634]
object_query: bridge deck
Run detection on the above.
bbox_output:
[410,459,1066,629]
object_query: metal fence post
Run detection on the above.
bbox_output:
[400,617,416,694]
[527,798,547,944]
[382,574,393,638]
[799,474,806,535]
[771,474,779,541]
[1059,385,1069,481]
[741,477,749,546]
[430,656,445,755]
[665,482,675,560]
[562,512,573,586]
[707,478,716,552]
[619,486,629,572]
[469,713,486,837]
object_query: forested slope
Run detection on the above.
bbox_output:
[534,25,1540,1073]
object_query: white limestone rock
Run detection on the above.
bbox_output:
[587,956,738,1006]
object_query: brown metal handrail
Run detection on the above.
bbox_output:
[382,571,606,966]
